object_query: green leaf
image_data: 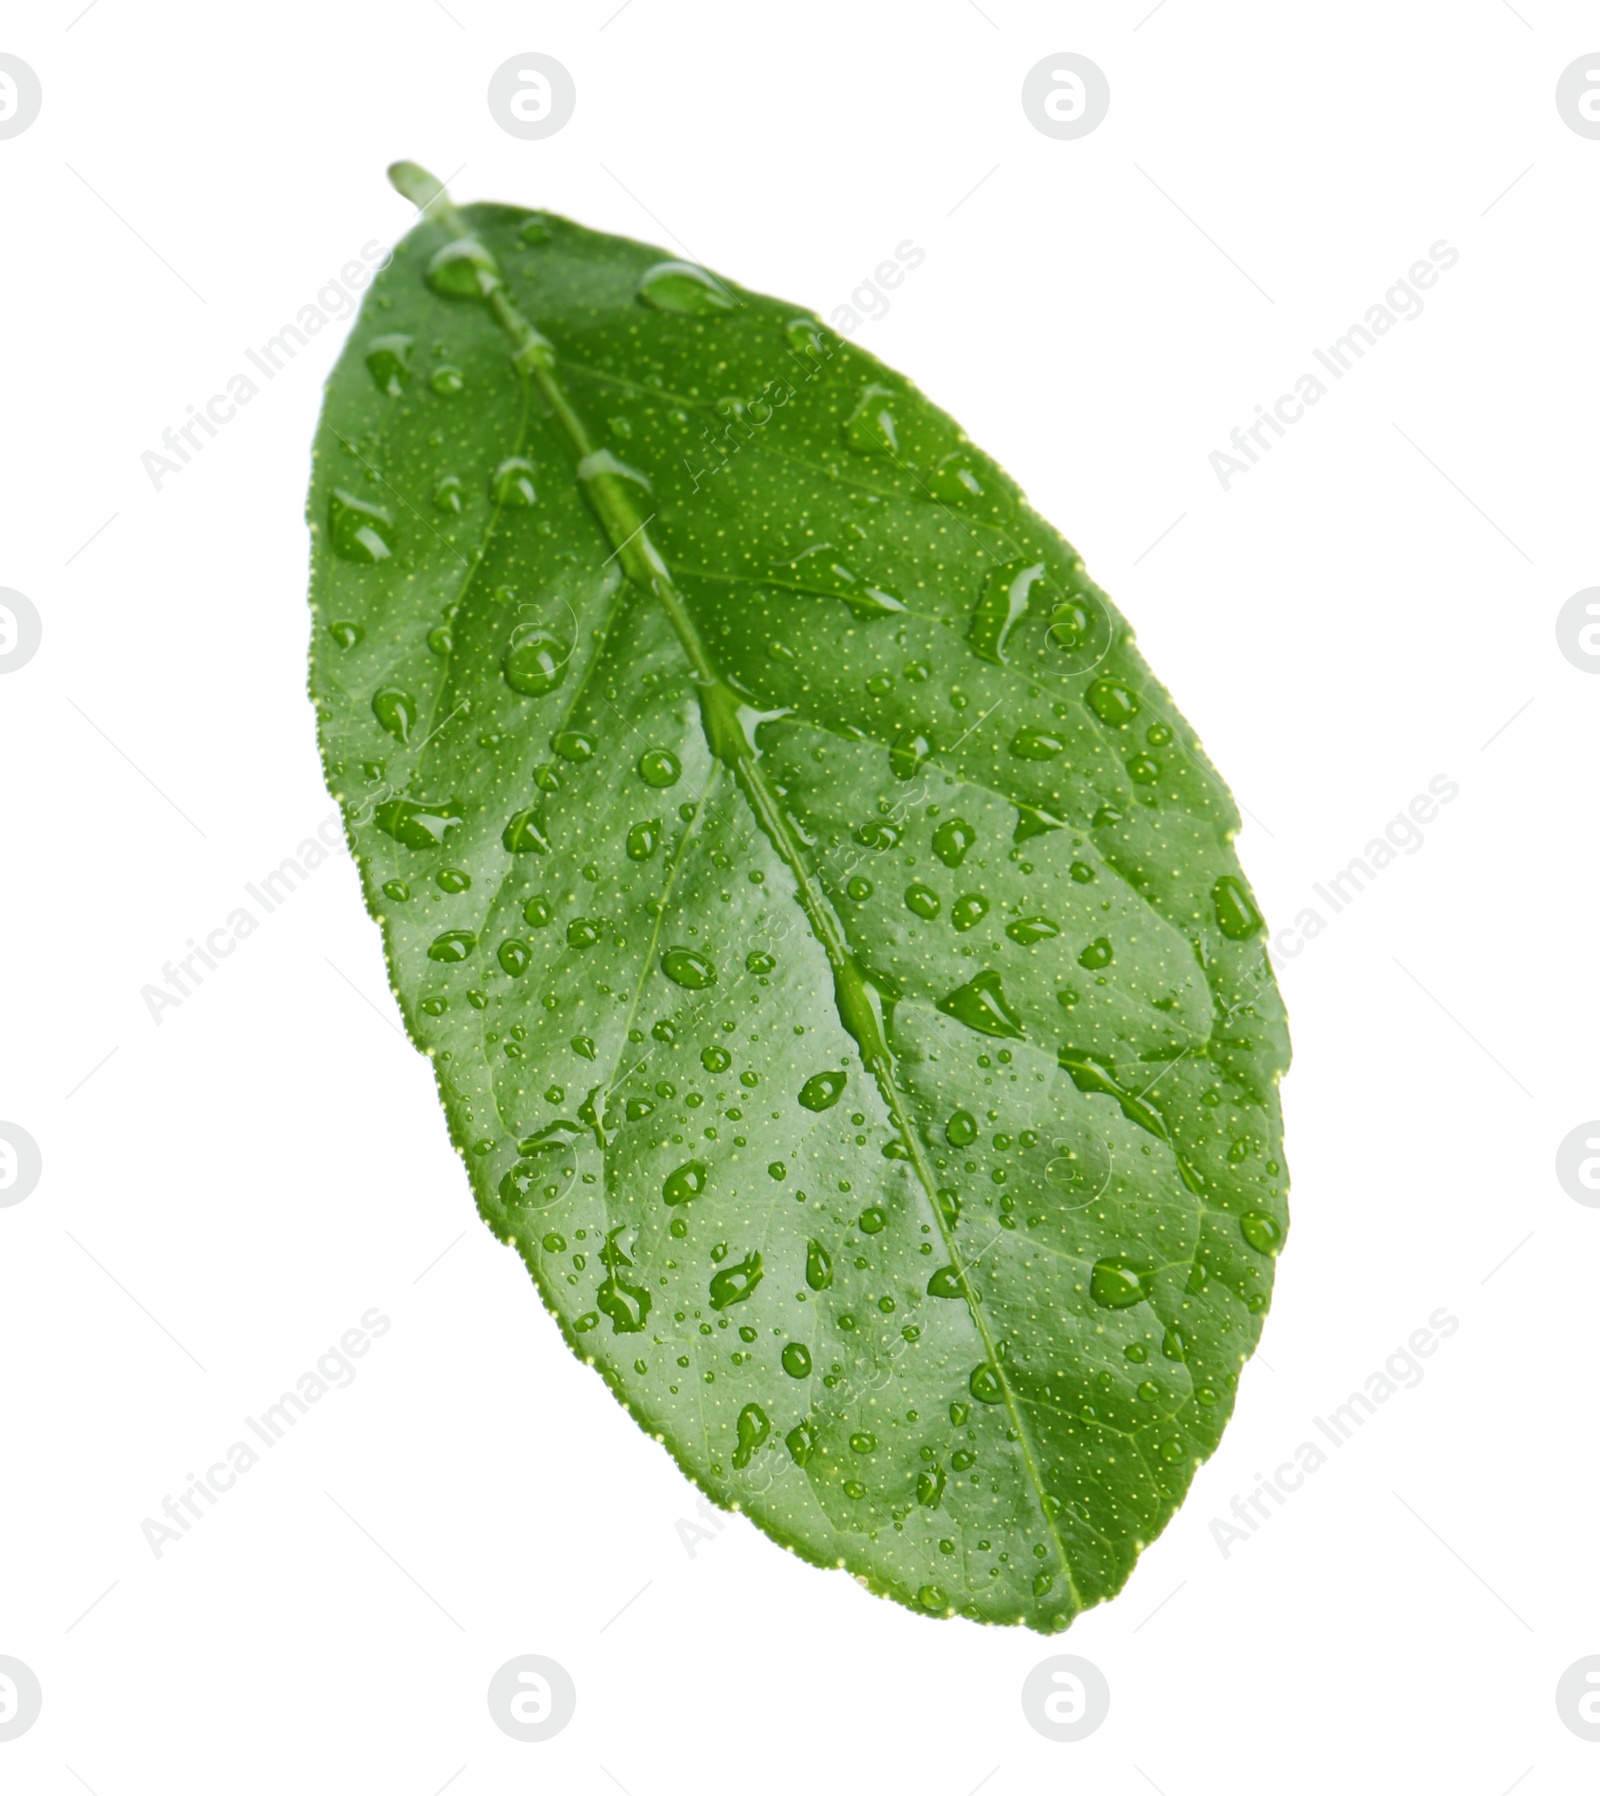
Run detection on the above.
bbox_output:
[306,163,1291,1633]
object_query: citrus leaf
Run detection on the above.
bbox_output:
[306,163,1290,1632]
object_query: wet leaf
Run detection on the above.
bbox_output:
[306,163,1290,1633]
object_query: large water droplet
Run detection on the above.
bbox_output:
[932,817,977,868]
[889,729,931,781]
[969,1363,1006,1403]
[502,808,552,853]
[710,1251,763,1310]
[805,1239,833,1290]
[364,333,414,396]
[491,457,538,507]
[638,748,681,788]
[373,799,461,850]
[425,238,501,298]
[433,475,464,514]
[1090,1260,1147,1309]
[626,819,661,861]
[783,546,905,617]
[1240,1211,1282,1254]
[1088,678,1140,725]
[927,1266,963,1298]
[1010,727,1065,761]
[798,1070,847,1112]
[498,938,531,977]
[732,1402,770,1468]
[503,626,568,695]
[968,558,1046,664]
[781,1342,812,1378]
[930,449,985,504]
[371,687,419,744]
[905,883,940,920]
[844,383,902,455]
[429,365,465,396]
[662,947,716,989]
[427,929,476,963]
[1212,875,1264,941]
[951,893,989,933]
[1005,916,1059,945]
[637,260,737,314]
[945,1109,978,1147]
[935,969,1024,1039]
[662,1160,708,1206]
[329,488,396,563]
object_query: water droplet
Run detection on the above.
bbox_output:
[597,1268,651,1333]
[844,383,902,455]
[1240,1211,1282,1254]
[935,969,1024,1040]
[798,1070,846,1112]
[881,732,933,786]
[637,259,737,314]
[329,620,363,648]
[849,1431,877,1453]
[429,365,465,395]
[701,1045,731,1073]
[503,626,568,695]
[746,951,776,975]
[1213,875,1264,941]
[927,1266,963,1298]
[917,1585,947,1611]
[496,938,531,977]
[917,1464,947,1507]
[425,238,500,299]
[519,214,554,245]
[781,1342,812,1378]
[969,1363,1006,1403]
[728,1401,770,1470]
[1088,678,1140,724]
[502,808,552,854]
[431,474,465,514]
[1006,916,1059,945]
[626,819,661,861]
[491,456,538,507]
[786,316,826,357]
[576,447,652,492]
[371,687,419,744]
[931,817,977,868]
[905,883,941,920]
[951,892,989,932]
[662,1160,708,1206]
[638,748,681,788]
[846,876,873,901]
[1127,754,1161,785]
[946,1110,978,1147]
[662,946,716,989]
[523,895,554,927]
[859,1206,886,1235]
[373,799,462,850]
[968,558,1046,664]
[565,918,601,951]
[787,1420,817,1465]
[551,729,596,762]
[1010,727,1065,761]
[427,929,476,963]
[436,866,470,893]
[427,624,454,655]
[383,880,409,902]
[1090,1260,1147,1309]
[805,1239,833,1290]
[1078,936,1113,970]
[328,488,396,563]
[783,545,905,617]
[709,1251,763,1310]
[364,333,414,396]
[930,449,985,504]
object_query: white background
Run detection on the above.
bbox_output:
[2,2,1596,1790]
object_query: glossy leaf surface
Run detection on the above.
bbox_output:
[306,166,1290,1631]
